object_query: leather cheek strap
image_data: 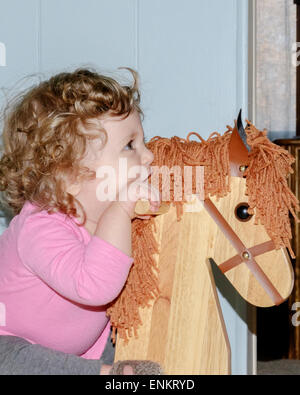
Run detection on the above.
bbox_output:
[202,198,284,306]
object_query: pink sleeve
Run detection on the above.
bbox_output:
[17,215,134,306]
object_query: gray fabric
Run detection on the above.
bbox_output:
[101,332,115,366]
[0,331,116,375]
[257,359,300,375]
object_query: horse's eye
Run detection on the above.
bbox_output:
[235,203,253,222]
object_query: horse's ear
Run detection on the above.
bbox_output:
[228,109,250,177]
[236,109,251,152]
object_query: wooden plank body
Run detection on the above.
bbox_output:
[115,201,231,374]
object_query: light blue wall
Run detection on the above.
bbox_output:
[0,0,250,374]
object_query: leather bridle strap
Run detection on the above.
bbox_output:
[219,240,276,273]
[202,198,284,306]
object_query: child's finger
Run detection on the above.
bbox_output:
[148,184,161,205]
[123,365,134,375]
[136,215,151,220]
[150,203,159,213]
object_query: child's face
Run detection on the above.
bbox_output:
[68,109,154,220]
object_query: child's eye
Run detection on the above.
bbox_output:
[124,140,135,151]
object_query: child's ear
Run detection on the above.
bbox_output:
[66,182,81,197]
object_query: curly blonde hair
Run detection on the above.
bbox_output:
[0,67,144,225]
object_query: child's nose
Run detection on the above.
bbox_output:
[142,147,154,166]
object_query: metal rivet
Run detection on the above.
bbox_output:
[239,165,246,172]
[242,251,250,260]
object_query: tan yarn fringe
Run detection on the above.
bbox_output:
[106,122,300,344]
[243,120,300,259]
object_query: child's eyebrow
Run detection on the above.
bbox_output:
[121,131,146,143]
[123,132,137,141]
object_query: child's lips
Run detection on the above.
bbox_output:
[143,168,152,180]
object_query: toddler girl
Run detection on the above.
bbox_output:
[0,67,162,375]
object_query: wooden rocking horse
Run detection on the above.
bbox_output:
[107,110,299,375]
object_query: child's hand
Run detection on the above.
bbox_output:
[101,361,163,375]
[100,364,134,375]
[116,179,161,220]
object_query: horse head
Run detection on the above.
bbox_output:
[203,109,294,307]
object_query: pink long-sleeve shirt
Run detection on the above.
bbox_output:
[0,201,134,359]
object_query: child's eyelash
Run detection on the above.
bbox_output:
[125,135,148,150]
[126,140,135,150]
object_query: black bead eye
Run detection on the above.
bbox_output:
[235,203,253,222]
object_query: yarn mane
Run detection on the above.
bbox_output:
[107,121,300,344]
